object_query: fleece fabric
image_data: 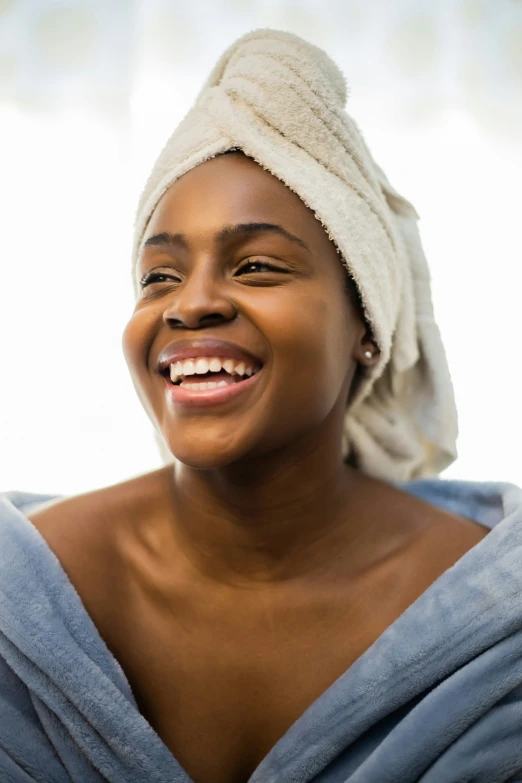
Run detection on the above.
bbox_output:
[1,479,522,782]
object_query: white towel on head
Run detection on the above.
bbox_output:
[132,28,458,482]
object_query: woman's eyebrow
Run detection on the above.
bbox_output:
[217,222,311,253]
[142,222,311,254]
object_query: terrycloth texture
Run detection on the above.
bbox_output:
[1,480,522,782]
[131,29,458,483]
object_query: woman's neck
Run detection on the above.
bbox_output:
[159,440,377,588]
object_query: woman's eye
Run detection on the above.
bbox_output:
[140,272,180,288]
[236,260,284,275]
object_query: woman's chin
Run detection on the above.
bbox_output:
[162,437,249,471]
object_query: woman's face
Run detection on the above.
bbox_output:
[122,152,369,469]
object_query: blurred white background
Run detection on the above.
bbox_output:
[1,0,521,495]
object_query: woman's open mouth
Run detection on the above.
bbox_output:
[160,356,263,407]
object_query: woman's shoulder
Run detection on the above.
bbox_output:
[349,472,522,585]
[5,465,171,533]
[395,475,522,532]
[0,468,172,633]
[0,486,147,783]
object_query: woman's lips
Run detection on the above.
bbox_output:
[161,368,262,408]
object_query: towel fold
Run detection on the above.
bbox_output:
[131,29,458,482]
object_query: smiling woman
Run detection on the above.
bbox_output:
[123,151,368,472]
[1,28,522,783]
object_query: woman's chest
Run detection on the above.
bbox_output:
[88,530,478,783]
[97,584,400,783]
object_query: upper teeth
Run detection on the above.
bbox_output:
[169,357,258,383]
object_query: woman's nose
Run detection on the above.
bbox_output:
[162,268,237,330]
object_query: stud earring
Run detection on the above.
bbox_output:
[364,350,372,360]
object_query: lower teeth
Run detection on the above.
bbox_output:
[180,380,229,390]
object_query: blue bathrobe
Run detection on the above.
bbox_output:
[1,479,522,782]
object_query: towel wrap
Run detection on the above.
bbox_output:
[131,29,458,482]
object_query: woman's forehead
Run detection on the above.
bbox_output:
[145,152,335,252]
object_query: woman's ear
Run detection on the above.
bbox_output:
[346,327,380,409]
[353,324,380,369]
[343,276,380,370]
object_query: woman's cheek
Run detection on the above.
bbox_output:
[121,316,139,373]
[121,306,156,372]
